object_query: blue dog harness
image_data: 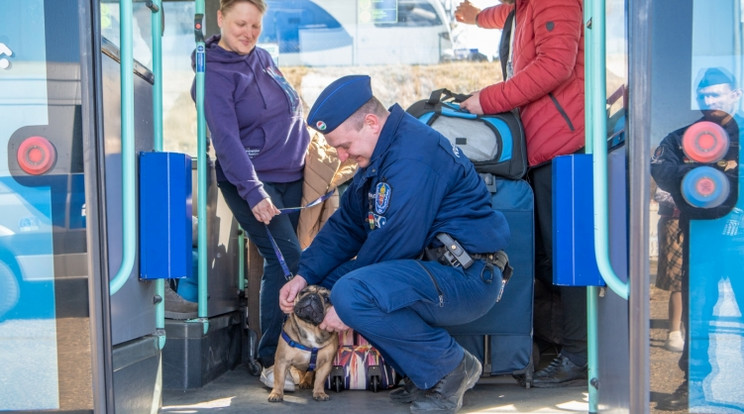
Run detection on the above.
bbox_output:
[281,330,320,371]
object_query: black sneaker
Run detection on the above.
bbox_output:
[409,350,482,414]
[163,284,198,320]
[655,381,688,411]
[390,377,422,403]
[531,354,587,388]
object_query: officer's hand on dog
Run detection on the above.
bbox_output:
[252,198,281,225]
[319,306,349,333]
[279,275,308,313]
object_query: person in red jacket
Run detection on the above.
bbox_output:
[456,0,587,387]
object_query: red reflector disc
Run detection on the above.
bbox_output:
[681,121,729,163]
[17,135,56,175]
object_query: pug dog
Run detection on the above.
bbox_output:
[268,285,339,402]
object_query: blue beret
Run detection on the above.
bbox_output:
[307,75,372,134]
[698,67,736,89]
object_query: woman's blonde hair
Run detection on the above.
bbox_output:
[219,0,267,14]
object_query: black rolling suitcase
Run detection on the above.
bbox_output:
[446,174,536,387]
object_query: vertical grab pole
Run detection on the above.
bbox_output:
[110,0,136,295]
[148,0,166,350]
[587,285,599,413]
[194,0,209,333]
[150,0,163,152]
[583,1,599,411]
[238,228,246,291]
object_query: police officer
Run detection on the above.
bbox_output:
[279,75,511,414]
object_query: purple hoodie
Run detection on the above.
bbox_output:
[192,35,310,208]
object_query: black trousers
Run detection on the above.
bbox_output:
[528,161,588,366]
[218,178,303,368]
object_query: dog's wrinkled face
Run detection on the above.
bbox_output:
[294,285,332,326]
[269,284,338,403]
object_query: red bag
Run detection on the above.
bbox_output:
[326,330,401,392]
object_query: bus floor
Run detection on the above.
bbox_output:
[160,284,689,413]
[160,354,589,413]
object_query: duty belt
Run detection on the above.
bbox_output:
[428,233,513,281]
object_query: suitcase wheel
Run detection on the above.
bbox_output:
[330,365,345,393]
[369,375,380,392]
[246,359,262,377]
[332,375,343,392]
[367,365,382,392]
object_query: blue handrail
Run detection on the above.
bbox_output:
[585,0,631,411]
[588,0,628,302]
[110,0,136,295]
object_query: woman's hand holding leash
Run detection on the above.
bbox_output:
[252,198,280,224]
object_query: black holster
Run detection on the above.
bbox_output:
[424,233,512,279]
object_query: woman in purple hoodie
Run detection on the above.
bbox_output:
[193,0,310,390]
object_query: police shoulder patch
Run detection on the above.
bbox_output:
[374,182,391,214]
[651,146,664,163]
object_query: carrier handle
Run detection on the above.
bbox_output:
[427,88,472,105]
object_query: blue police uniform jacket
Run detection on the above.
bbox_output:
[298,104,511,285]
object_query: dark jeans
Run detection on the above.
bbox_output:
[218,179,303,368]
[528,162,587,367]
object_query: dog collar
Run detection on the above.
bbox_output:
[281,330,320,371]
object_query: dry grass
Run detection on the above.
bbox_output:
[163,61,627,155]
[164,61,502,155]
[282,61,503,113]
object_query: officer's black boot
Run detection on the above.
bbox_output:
[390,377,422,403]
[409,350,481,414]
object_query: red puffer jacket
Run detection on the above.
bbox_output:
[477,0,584,166]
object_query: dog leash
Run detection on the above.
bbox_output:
[265,189,336,281]
[269,190,335,369]
[276,189,335,214]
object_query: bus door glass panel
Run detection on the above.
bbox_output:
[650,0,743,411]
[0,0,93,411]
[686,1,744,410]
